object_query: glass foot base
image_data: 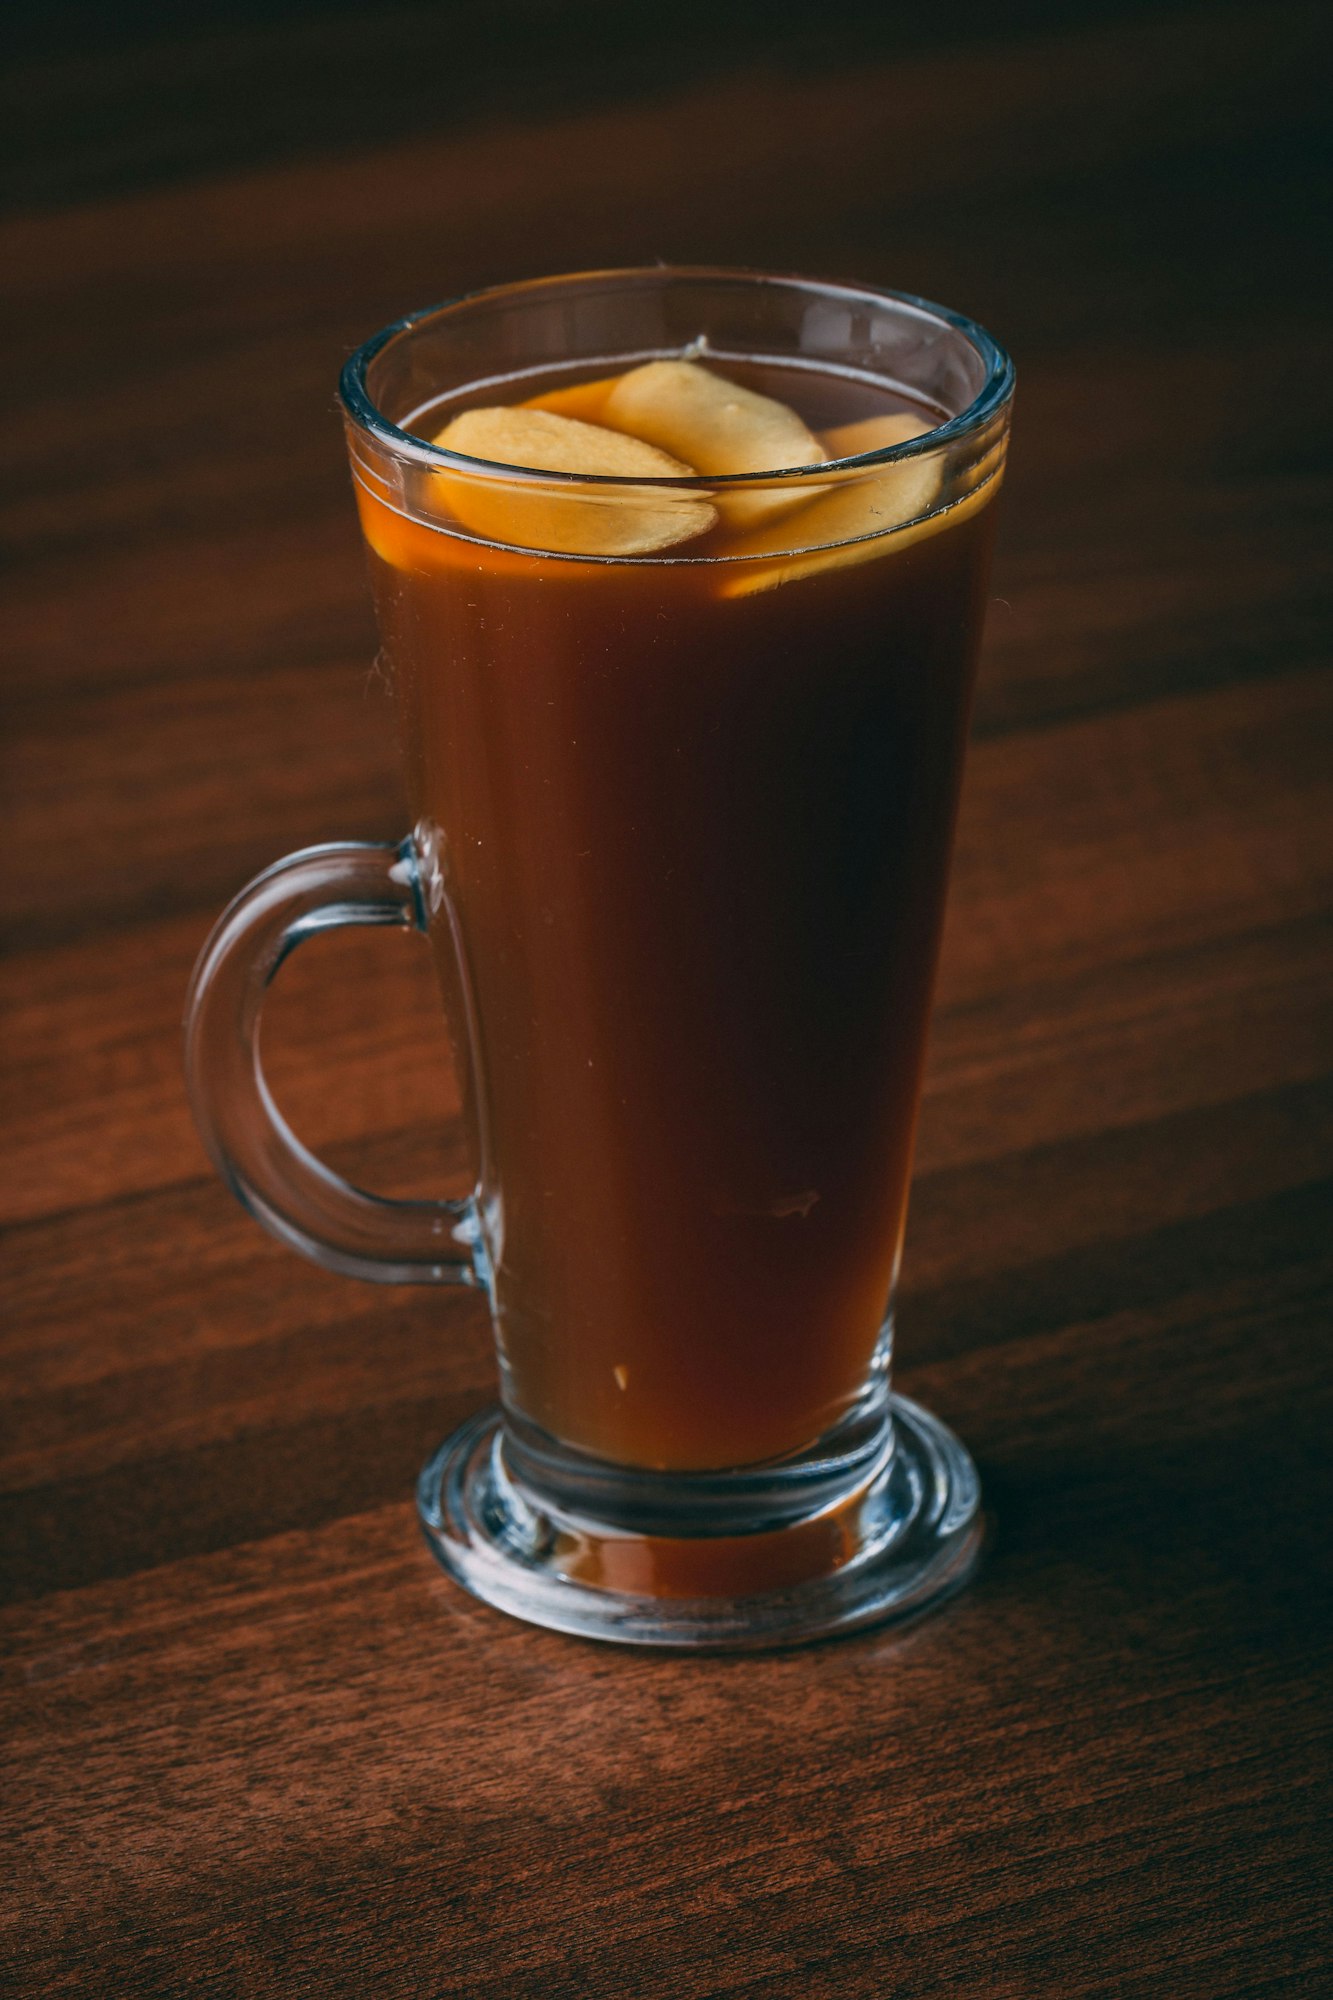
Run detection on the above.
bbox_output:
[417,1394,983,1649]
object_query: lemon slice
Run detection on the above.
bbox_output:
[601,360,825,526]
[430,406,716,557]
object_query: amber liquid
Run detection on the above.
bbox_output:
[359,359,998,1472]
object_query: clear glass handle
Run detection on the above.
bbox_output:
[183,834,481,1286]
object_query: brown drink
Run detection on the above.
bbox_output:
[355,356,1000,1473]
[185,271,1013,1642]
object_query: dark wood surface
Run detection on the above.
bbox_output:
[3,4,1332,1993]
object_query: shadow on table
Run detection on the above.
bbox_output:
[975,1407,1333,1661]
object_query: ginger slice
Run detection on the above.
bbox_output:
[821,411,934,457]
[601,360,825,526]
[522,374,622,425]
[718,435,953,597]
[720,465,1004,599]
[431,406,715,556]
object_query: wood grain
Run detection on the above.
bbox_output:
[2,3,1331,1994]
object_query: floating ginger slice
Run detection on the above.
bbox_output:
[431,406,715,556]
[600,360,825,526]
[826,409,1007,502]
[718,410,951,597]
[821,411,935,457]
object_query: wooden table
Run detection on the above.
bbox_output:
[4,4,1330,1992]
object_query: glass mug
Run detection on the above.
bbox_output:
[184,268,1013,1647]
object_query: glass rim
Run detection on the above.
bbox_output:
[338,265,1015,489]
